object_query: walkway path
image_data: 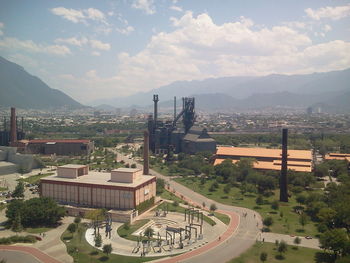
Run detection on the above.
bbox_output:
[0,246,62,263]
[118,153,261,263]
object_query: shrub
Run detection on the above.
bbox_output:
[74,217,81,224]
[271,200,279,210]
[263,217,273,227]
[68,223,77,233]
[256,196,264,205]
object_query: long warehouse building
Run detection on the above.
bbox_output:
[214,146,313,172]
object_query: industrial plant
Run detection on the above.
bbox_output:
[147,95,216,155]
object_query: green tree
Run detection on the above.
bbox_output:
[144,227,154,238]
[278,240,288,257]
[74,217,81,224]
[271,200,279,210]
[12,181,25,198]
[256,196,263,205]
[68,223,77,233]
[294,237,301,246]
[263,217,273,227]
[156,178,165,195]
[260,251,267,262]
[11,213,23,233]
[223,184,231,194]
[320,229,348,256]
[94,233,102,247]
[210,203,217,213]
[102,244,112,257]
[299,213,308,229]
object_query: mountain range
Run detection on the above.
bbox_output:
[0,56,82,109]
[91,68,350,113]
[0,55,349,113]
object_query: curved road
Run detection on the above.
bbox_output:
[118,152,262,263]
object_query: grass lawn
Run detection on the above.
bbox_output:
[174,177,319,237]
[25,227,53,234]
[117,219,150,241]
[0,186,8,191]
[229,241,330,263]
[19,173,54,184]
[159,189,185,204]
[61,223,163,263]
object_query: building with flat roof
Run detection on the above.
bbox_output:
[25,139,94,156]
[324,153,350,162]
[40,165,156,222]
[214,146,313,172]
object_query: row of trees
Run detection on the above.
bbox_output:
[6,197,65,231]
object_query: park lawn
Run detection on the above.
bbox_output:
[229,241,323,263]
[174,177,319,237]
[159,189,185,204]
[117,219,150,241]
[213,212,230,225]
[19,173,54,184]
[0,187,8,191]
[61,223,162,263]
[25,227,53,234]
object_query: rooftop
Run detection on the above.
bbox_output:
[213,159,312,172]
[29,139,90,144]
[112,168,141,173]
[41,171,155,188]
[216,146,312,160]
[59,164,88,169]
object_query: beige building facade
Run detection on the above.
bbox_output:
[40,166,156,211]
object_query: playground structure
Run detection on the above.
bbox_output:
[131,206,205,254]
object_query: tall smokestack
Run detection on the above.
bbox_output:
[280,128,288,202]
[21,117,24,132]
[174,96,176,122]
[153,94,159,129]
[143,130,150,175]
[10,107,17,143]
[3,117,6,131]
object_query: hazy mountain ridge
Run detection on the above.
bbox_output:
[90,68,350,113]
[0,56,83,109]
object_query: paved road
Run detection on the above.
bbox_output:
[117,152,261,263]
[0,250,41,263]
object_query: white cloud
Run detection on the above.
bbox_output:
[91,51,101,56]
[170,5,183,12]
[85,8,106,22]
[0,22,4,36]
[305,4,350,20]
[51,7,85,23]
[51,7,108,24]
[54,37,111,51]
[132,0,156,15]
[0,37,71,55]
[117,26,135,35]
[57,12,350,102]
[89,39,111,50]
[55,37,88,47]
[323,24,332,32]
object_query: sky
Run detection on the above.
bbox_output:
[0,0,350,104]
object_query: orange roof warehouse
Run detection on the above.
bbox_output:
[214,146,313,172]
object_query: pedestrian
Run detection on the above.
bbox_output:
[218,236,221,241]
[263,238,265,242]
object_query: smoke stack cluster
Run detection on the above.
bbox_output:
[280,128,288,202]
[10,107,17,143]
[143,130,150,175]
